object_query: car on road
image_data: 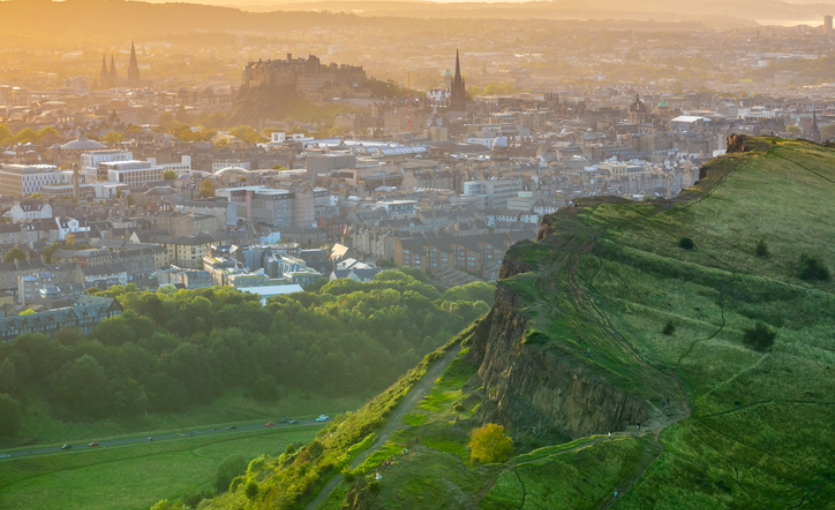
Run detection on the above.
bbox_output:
[88,442,99,448]
[265,422,274,427]
[316,415,329,422]
[0,454,10,458]
[288,419,299,424]
[226,425,237,430]
[61,444,72,450]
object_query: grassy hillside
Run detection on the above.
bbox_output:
[0,426,319,510]
[202,137,835,510]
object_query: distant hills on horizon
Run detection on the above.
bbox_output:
[1,0,833,39]
[137,0,833,26]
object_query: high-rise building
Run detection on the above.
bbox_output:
[450,49,467,112]
[826,15,833,33]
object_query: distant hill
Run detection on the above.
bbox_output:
[199,137,835,509]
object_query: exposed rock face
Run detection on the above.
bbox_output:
[467,253,648,439]
[726,133,748,153]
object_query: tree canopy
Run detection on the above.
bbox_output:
[0,272,491,422]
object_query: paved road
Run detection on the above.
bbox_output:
[0,419,325,461]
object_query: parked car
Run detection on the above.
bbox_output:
[315,415,329,422]
[288,419,299,425]
[265,422,274,428]
[61,444,72,450]
[88,442,99,448]
[226,425,237,430]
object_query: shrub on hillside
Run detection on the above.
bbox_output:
[469,423,514,464]
[678,237,695,250]
[756,239,769,258]
[662,320,676,336]
[742,322,777,352]
[244,480,259,499]
[0,394,22,437]
[214,454,248,493]
[799,254,830,281]
[180,488,208,508]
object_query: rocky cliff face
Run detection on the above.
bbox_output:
[467,249,648,439]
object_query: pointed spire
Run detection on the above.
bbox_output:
[110,53,117,82]
[128,40,140,85]
[454,49,462,84]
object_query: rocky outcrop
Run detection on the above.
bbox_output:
[726,133,748,153]
[467,253,649,439]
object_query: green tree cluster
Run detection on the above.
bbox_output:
[0,272,489,422]
[468,423,514,464]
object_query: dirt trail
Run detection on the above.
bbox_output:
[303,342,465,510]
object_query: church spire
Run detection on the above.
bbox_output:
[450,49,466,111]
[128,40,140,86]
[110,53,117,83]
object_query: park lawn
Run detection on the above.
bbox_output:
[10,386,365,448]
[0,426,319,510]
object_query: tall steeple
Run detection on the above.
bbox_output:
[450,49,467,111]
[100,53,110,87]
[811,111,821,142]
[109,53,117,84]
[128,41,140,86]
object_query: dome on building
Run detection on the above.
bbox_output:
[60,135,105,151]
[444,68,452,77]
[657,101,668,109]
[215,166,251,177]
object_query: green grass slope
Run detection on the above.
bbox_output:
[0,427,318,510]
[200,138,835,510]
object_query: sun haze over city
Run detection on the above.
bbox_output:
[1,1,835,510]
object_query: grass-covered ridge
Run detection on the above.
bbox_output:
[197,138,835,509]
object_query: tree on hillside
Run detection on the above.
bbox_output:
[158,112,174,125]
[175,104,189,123]
[3,247,26,263]
[0,358,16,395]
[742,321,777,352]
[198,179,215,198]
[469,423,513,464]
[103,131,124,144]
[799,254,830,281]
[0,394,22,437]
[42,242,60,263]
[37,126,60,142]
[678,237,695,250]
[214,454,249,493]
[756,239,769,258]
[201,112,226,130]
[14,128,38,144]
[149,500,185,510]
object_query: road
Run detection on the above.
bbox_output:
[0,419,325,461]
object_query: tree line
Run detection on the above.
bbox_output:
[0,272,493,436]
